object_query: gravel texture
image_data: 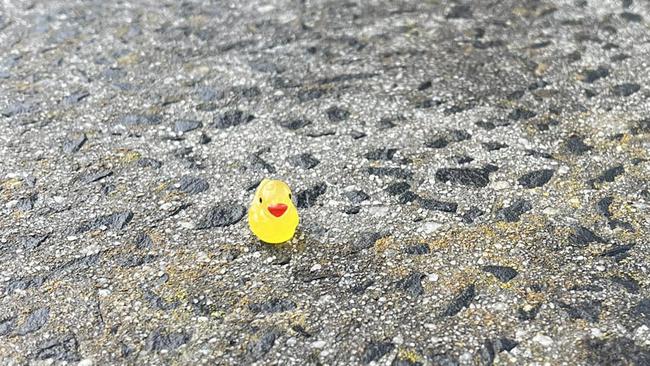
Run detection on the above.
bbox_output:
[1,0,650,365]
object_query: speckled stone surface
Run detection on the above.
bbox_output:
[1,0,649,365]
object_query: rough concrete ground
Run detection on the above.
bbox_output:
[1,0,650,365]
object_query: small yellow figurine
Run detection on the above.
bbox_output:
[248,179,299,243]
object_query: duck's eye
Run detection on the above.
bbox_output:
[259,197,262,203]
[289,193,292,200]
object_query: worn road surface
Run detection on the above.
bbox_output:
[1,0,650,365]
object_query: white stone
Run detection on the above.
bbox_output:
[634,325,649,345]
[98,289,111,297]
[311,340,326,348]
[421,221,442,234]
[532,334,553,346]
[179,221,194,229]
[590,328,603,337]
[492,180,509,190]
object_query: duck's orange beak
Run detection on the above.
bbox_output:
[268,203,288,217]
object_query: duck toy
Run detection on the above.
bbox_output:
[248,179,299,244]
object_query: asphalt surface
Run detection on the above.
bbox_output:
[1,0,650,365]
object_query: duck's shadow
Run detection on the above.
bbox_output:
[249,229,311,263]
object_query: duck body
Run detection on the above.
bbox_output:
[248,179,299,243]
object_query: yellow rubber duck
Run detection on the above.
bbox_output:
[248,179,299,244]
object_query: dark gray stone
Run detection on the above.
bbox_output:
[557,300,601,322]
[476,121,496,130]
[280,118,311,130]
[2,102,35,117]
[16,194,37,211]
[362,341,395,364]
[353,231,388,251]
[518,169,554,188]
[597,196,613,217]
[633,298,650,325]
[145,329,191,352]
[344,206,361,214]
[343,190,370,204]
[49,253,102,280]
[600,244,633,259]
[297,88,326,102]
[143,289,179,311]
[428,353,459,366]
[584,337,650,366]
[565,135,591,155]
[496,199,532,222]
[0,317,16,336]
[580,67,609,83]
[398,191,417,204]
[249,298,297,314]
[296,183,327,208]
[34,335,80,362]
[612,83,640,96]
[403,243,430,255]
[76,211,133,233]
[479,339,496,366]
[62,133,87,154]
[137,158,162,168]
[118,114,161,126]
[196,87,223,101]
[589,165,624,187]
[21,234,48,251]
[17,307,49,335]
[483,142,508,151]
[610,274,640,293]
[482,265,518,282]
[78,170,113,184]
[119,254,159,268]
[417,80,432,90]
[509,108,536,120]
[63,91,90,105]
[443,284,476,316]
[446,4,472,19]
[462,207,484,223]
[351,130,367,139]
[174,119,202,133]
[417,197,457,213]
[199,133,211,144]
[179,176,209,194]
[435,167,492,188]
[134,232,153,250]
[214,110,254,128]
[425,130,470,148]
[425,136,449,149]
[621,12,643,22]
[385,182,410,196]
[496,338,519,352]
[365,148,397,161]
[569,226,606,247]
[631,118,650,135]
[367,167,413,180]
[247,329,280,361]
[196,204,246,229]
[396,272,425,297]
[288,153,319,169]
[326,106,350,122]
